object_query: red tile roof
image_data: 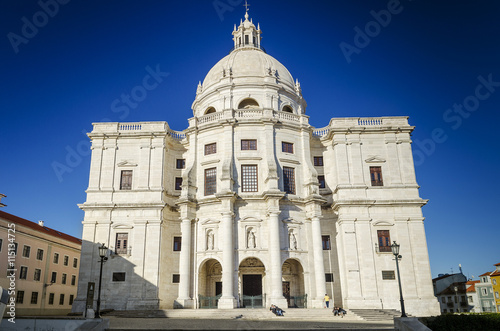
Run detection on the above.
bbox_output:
[491,270,500,277]
[466,280,480,293]
[0,210,81,245]
[480,271,492,277]
[495,263,500,266]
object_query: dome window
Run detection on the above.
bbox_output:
[283,105,293,113]
[238,98,260,109]
[205,107,216,114]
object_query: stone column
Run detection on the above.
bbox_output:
[177,218,194,308]
[218,211,237,309]
[268,211,288,308]
[311,216,327,308]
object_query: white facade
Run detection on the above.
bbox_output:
[73,12,440,316]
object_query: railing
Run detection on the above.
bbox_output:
[358,118,382,126]
[168,129,186,140]
[198,112,223,124]
[198,294,221,309]
[288,294,307,308]
[119,123,142,131]
[235,109,263,118]
[230,43,266,54]
[242,294,264,308]
[275,111,300,122]
[312,126,329,138]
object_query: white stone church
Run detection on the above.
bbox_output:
[73,10,440,316]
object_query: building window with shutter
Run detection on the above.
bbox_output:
[48,293,54,305]
[175,177,183,191]
[241,165,258,192]
[20,266,28,279]
[71,275,76,286]
[16,291,24,304]
[62,273,67,285]
[36,249,43,261]
[120,170,133,190]
[112,272,126,281]
[59,294,65,305]
[73,258,78,268]
[322,235,331,250]
[115,233,128,255]
[173,236,182,251]
[382,270,395,280]
[34,269,41,281]
[283,167,295,194]
[282,142,294,154]
[22,245,30,258]
[204,167,217,195]
[370,166,383,186]
[241,139,257,150]
[53,253,59,264]
[31,292,38,304]
[314,156,323,166]
[64,255,69,266]
[204,143,217,155]
[377,230,391,252]
[51,271,57,283]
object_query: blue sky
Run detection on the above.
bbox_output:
[1,0,499,279]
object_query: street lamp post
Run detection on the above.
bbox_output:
[454,286,459,313]
[391,241,407,318]
[95,243,108,318]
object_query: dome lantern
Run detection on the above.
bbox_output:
[232,2,262,52]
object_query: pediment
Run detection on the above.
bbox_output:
[240,217,262,223]
[365,156,386,163]
[111,223,134,229]
[117,161,138,167]
[201,219,220,225]
[372,220,394,226]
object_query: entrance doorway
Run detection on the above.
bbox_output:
[242,275,263,308]
[282,281,290,307]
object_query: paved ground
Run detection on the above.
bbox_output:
[107,317,395,330]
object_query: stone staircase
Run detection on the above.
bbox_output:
[104,308,362,321]
[349,309,407,321]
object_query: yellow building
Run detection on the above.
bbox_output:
[491,263,500,313]
[0,210,81,316]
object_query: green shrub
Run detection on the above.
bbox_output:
[420,313,500,331]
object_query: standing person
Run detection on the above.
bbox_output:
[324,294,330,308]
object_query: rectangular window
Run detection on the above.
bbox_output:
[59,294,65,305]
[318,175,326,189]
[120,170,133,190]
[468,296,473,303]
[13,242,18,255]
[204,143,217,155]
[173,274,180,283]
[69,295,74,305]
[34,268,41,281]
[112,272,126,282]
[442,309,447,313]
[22,245,30,258]
[173,237,182,251]
[176,159,185,169]
[73,258,78,268]
[62,273,67,285]
[31,292,38,304]
[441,297,446,303]
[322,235,331,250]
[496,292,499,299]
[325,273,334,282]
[64,255,69,266]
[175,177,183,190]
[241,165,258,192]
[115,233,128,255]
[36,248,44,261]
[16,291,24,304]
[377,230,391,252]
[282,142,294,153]
[241,139,257,150]
[48,293,54,305]
[204,167,217,195]
[493,279,497,285]
[71,275,76,286]
[283,167,295,194]
[370,166,383,186]
[314,156,323,166]
[20,266,28,279]
[51,271,57,283]
[53,253,59,264]
[382,270,396,280]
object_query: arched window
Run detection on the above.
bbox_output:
[238,98,259,109]
[204,107,216,114]
[282,105,293,113]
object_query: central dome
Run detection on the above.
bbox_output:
[202,48,296,92]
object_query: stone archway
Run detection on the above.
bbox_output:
[238,257,265,308]
[198,259,222,308]
[282,259,305,308]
